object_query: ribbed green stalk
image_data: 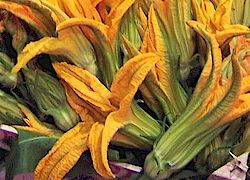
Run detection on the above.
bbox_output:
[120,101,161,150]
[0,52,18,88]
[142,44,242,179]
[120,3,142,63]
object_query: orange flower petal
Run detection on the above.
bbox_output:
[101,53,159,177]
[34,122,92,180]
[53,62,115,113]
[18,105,62,137]
[62,80,106,122]
[88,122,112,178]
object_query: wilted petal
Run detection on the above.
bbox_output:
[0,0,55,35]
[17,105,62,137]
[3,13,27,53]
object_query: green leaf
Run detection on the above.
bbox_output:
[5,129,58,180]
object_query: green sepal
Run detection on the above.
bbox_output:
[0,52,18,88]
[23,68,79,131]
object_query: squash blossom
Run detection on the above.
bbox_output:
[55,0,138,87]
[137,0,196,122]
[119,1,145,63]
[195,34,250,174]
[142,0,250,179]
[23,68,79,131]
[8,0,139,87]
[190,0,250,46]
[9,0,97,75]
[31,53,161,179]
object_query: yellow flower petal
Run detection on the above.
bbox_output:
[105,0,136,45]
[56,17,109,45]
[201,79,232,116]
[11,37,56,73]
[11,23,97,73]
[190,0,250,45]
[88,122,112,178]
[215,24,250,45]
[139,7,147,34]
[191,0,209,26]
[110,53,159,105]
[147,6,165,57]
[101,110,133,178]
[53,62,116,114]
[101,53,159,177]
[140,29,156,55]
[74,0,101,21]
[241,75,250,94]
[52,0,101,21]
[202,0,216,22]
[18,105,62,137]
[34,122,92,180]
[62,80,106,122]
[59,0,84,18]
[213,0,233,29]
[218,93,250,126]
[90,0,103,7]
